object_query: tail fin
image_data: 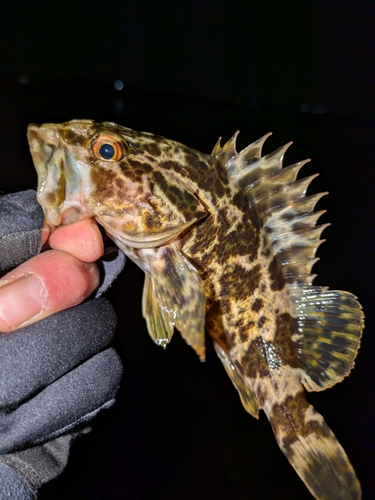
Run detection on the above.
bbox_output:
[266,393,361,500]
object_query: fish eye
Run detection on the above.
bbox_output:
[99,143,115,159]
[92,133,127,161]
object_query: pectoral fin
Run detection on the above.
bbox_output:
[142,273,174,348]
[145,244,206,360]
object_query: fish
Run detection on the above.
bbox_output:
[27,119,364,499]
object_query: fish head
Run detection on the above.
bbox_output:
[28,120,207,248]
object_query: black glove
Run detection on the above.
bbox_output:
[0,190,125,499]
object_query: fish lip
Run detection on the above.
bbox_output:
[27,123,61,168]
[27,124,42,157]
[27,123,41,136]
[28,123,61,147]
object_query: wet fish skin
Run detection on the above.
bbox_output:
[28,120,363,499]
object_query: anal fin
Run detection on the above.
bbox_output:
[214,343,259,418]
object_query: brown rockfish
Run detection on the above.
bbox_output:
[28,120,363,499]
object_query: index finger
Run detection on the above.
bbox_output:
[48,219,104,262]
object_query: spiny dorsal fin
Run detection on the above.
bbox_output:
[215,132,327,287]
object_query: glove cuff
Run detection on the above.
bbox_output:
[0,462,35,499]
[0,433,77,492]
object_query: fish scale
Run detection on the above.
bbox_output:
[28,120,363,499]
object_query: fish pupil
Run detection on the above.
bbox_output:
[99,143,115,159]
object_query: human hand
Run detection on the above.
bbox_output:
[0,213,103,332]
[0,190,125,499]
[0,190,125,453]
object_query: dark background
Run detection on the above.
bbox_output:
[0,1,374,499]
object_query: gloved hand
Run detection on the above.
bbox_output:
[0,190,125,499]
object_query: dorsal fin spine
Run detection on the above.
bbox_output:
[249,174,319,218]
[250,173,317,204]
[265,210,326,234]
[233,142,293,189]
[261,192,328,221]
[211,131,239,167]
[241,160,311,208]
[270,223,330,254]
[226,132,272,177]
[211,137,223,159]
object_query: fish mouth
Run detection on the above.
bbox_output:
[43,206,96,231]
[28,123,67,209]
[61,206,95,225]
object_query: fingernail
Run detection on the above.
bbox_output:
[0,275,47,329]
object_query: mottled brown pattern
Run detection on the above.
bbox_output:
[231,316,252,344]
[143,142,162,157]
[182,216,219,260]
[227,210,261,259]
[268,256,287,291]
[125,159,153,179]
[114,177,125,190]
[239,337,271,379]
[269,392,330,451]
[90,167,119,200]
[232,192,249,213]
[61,129,86,146]
[203,298,231,350]
[274,313,299,367]
[184,150,201,169]
[143,210,163,230]
[239,330,248,343]
[159,160,181,171]
[252,298,263,312]
[219,263,261,301]
[215,163,230,186]
[257,316,267,328]
[152,171,206,223]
